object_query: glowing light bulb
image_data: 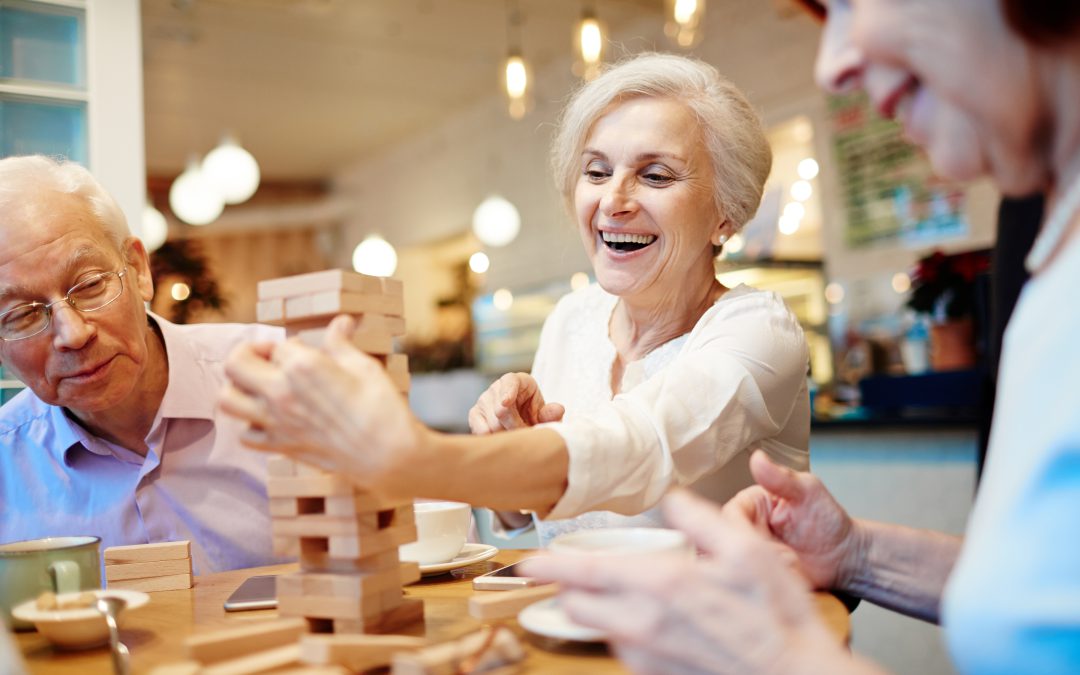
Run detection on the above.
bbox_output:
[469,251,491,274]
[798,158,820,180]
[493,288,514,311]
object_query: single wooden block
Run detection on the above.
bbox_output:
[391,626,525,675]
[368,596,425,634]
[379,277,404,297]
[199,644,301,675]
[255,298,285,324]
[324,494,410,517]
[276,565,406,599]
[278,591,385,621]
[299,548,400,575]
[326,521,418,558]
[284,290,404,321]
[108,572,193,593]
[383,353,408,376]
[185,618,307,664]
[273,513,381,539]
[270,496,333,518]
[104,557,191,582]
[104,540,191,565]
[257,269,384,301]
[291,326,394,355]
[467,583,559,621]
[267,475,355,499]
[299,634,425,671]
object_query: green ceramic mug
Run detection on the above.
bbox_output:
[0,536,102,631]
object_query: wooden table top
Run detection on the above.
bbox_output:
[16,549,850,673]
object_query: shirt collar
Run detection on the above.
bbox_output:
[149,312,219,421]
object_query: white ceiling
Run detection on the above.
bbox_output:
[141,0,663,182]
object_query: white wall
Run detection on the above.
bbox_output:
[87,0,145,235]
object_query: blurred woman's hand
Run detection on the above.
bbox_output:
[219,314,425,499]
[468,372,565,434]
[522,490,875,675]
[722,450,864,592]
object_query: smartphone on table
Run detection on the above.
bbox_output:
[472,559,541,591]
[223,574,278,611]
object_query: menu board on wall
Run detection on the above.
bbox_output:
[828,92,968,248]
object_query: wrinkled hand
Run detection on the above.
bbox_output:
[468,372,564,434]
[722,450,862,592]
[219,315,423,498]
[521,490,854,675]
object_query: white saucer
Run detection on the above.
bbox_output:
[418,543,499,576]
[12,589,150,650]
[517,597,607,643]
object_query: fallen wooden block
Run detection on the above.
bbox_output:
[257,269,384,301]
[200,644,301,675]
[300,633,426,671]
[107,572,192,593]
[104,540,191,565]
[185,618,307,664]
[391,626,526,675]
[468,584,559,621]
[105,557,191,582]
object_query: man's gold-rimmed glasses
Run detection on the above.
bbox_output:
[0,269,128,341]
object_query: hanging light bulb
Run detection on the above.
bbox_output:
[472,195,521,247]
[575,7,603,80]
[469,251,491,274]
[141,200,168,252]
[169,157,224,226]
[505,52,528,120]
[665,0,705,48]
[202,134,261,205]
[352,235,398,277]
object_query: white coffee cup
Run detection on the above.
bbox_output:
[399,501,472,565]
[548,527,693,558]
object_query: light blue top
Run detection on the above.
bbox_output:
[0,315,286,574]
[942,233,1080,674]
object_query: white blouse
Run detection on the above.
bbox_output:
[533,283,810,546]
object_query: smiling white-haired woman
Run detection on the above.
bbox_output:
[220,53,810,535]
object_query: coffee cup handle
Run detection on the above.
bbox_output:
[49,560,81,594]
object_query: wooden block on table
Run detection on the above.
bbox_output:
[468,583,559,621]
[256,298,285,324]
[284,290,405,321]
[267,475,355,499]
[104,540,191,565]
[257,269,384,301]
[105,557,191,581]
[300,634,425,671]
[108,572,193,592]
[200,644,302,675]
[186,618,307,664]
[391,626,525,675]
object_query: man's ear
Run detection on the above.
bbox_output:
[123,237,154,303]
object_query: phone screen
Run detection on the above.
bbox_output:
[223,575,278,612]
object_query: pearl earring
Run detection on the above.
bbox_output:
[716,234,728,246]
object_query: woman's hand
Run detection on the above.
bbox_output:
[468,372,564,434]
[522,490,871,675]
[219,315,425,499]
[722,450,864,592]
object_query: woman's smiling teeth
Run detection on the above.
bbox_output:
[601,230,657,252]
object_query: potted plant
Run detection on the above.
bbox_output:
[907,250,989,371]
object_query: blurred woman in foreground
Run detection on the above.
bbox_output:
[524,1,1080,673]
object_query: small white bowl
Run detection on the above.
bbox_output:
[11,589,149,650]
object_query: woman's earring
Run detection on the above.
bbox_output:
[716,234,729,246]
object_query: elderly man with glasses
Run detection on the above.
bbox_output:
[0,155,285,574]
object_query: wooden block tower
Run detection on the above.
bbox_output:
[257,269,422,634]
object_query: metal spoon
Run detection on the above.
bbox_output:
[96,595,131,675]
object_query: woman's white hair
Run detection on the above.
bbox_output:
[0,155,131,250]
[551,53,772,232]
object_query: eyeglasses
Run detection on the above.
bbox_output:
[0,269,128,341]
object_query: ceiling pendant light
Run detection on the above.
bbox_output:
[352,235,398,277]
[202,134,261,205]
[141,199,168,252]
[169,157,224,226]
[472,195,521,247]
[503,0,529,120]
[666,0,705,48]
[575,4,604,80]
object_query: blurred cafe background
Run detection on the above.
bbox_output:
[0,1,1009,672]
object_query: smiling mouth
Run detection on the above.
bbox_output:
[600,230,657,253]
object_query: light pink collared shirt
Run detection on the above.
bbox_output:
[0,314,287,574]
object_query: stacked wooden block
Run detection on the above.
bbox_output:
[257,269,422,634]
[104,540,193,592]
[256,269,410,396]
